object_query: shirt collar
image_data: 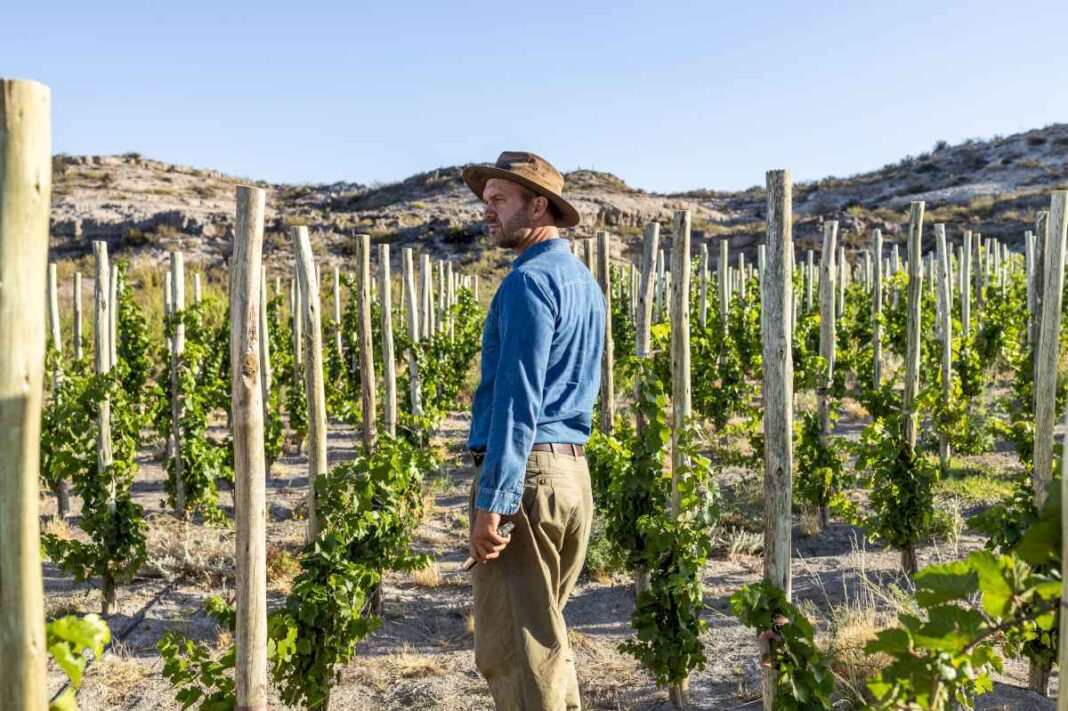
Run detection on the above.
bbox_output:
[511,238,571,271]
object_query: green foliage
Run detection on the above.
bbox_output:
[730,581,834,710]
[794,409,847,523]
[158,303,233,524]
[42,363,148,609]
[48,613,112,711]
[619,419,720,688]
[865,491,1062,709]
[853,414,938,555]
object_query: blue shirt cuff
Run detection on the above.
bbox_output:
[475,486,522,515]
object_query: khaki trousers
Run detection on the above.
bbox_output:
[470,450,594,711]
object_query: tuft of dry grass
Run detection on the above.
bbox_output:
[44,517,74,542]
[142,513,234,587]
[464,609,475,638]
[90,645,148,706]
[800,508,823,538]
[410,562,442,588]
[267,544,300,594]
[389,642,445,679]
[840,397,869,421]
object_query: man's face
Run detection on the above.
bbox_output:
[482,178,536,248]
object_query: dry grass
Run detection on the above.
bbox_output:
[410,562,442,588]
[44,517,74,542]
[840,397,869,421]
[800,508,823,537]
[142,513,234,587]
[90,644,148,706]
[266,544,300,594]
[389,642,445,678]
[464,609,475,638]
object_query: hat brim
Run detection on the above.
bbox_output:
[462,165,581,228]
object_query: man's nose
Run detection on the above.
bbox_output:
[484,204,496,221]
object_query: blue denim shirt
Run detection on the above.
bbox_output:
[468,238,606,514]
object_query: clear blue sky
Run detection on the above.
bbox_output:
[7,1,1067,193]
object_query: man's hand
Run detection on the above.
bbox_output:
[470,509,511,564]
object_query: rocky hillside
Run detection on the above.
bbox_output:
[50,123,1068,271]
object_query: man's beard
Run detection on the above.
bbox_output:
[493,210,532,249]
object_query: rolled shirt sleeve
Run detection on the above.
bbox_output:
[475,272,556,514]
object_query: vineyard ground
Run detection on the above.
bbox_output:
[40,407,1056,710]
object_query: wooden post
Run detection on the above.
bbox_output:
[258,266,271,441]
[804,249,814,313]
[93,241,117,613]
[293,226,327,541]
[717,239,729,325]
[291,275,303,369]
[356,234,377,453]
[420,253,434,341]
[901,202,925,575]
[935,225,952,474]
[757,244,766,291]
[0,78,51,711]
[402,248,422,419]
[436,259,446,335]
[762,170,794,711]
[333,266,344,360]
[816,222,837,530]
[170,250,186,515]
[597,230,614,433]
[1033,213,1049,380]
[46,262,69,517]
[1034,194,1068,508]
[193,273,202,306]
[668,211,692,708]
[633,222,660,597]
[232,186,268,711]
[446,260,455,340]
[379,244,397,437]
[655,248,666,322]
[962,231,973,339]
[109,262,119,369]
[836,246,846,320]
[699,242,709,327]
[872,229,883,388]
[73,272,84,360]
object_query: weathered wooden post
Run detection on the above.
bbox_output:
[170,250,186,515]
[402,248,423,420]
[333,266,343,360]
[596,230,615,433]
[699,242,709,327]
[1034,194,1068,508]
[47,262,61,389]
[655,247,666,322]
[293,226,327,540]
[935,225,952,474]
[634,222,660,597]
[872,229,883,388]
[232,186,268,711]
[757,244,766,291]
[356,234,378,453]
[668,210,692,708]
[73,271,84,360]
[962,231,973,339]
[1033,213,1049,380]
[816,221,837,529]
[258,266,271,438]
[804,249,814,313]
[93,241,118,612]
[836,246,846,320]
[719,239,729,324]
[901,202,925,575]
[762,169,794,711]
[379,244,397,437]
[420,253,434,341]
[0,78,51,710]
[109,262,119,366]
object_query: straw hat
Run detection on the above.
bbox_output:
[462,151,581,228]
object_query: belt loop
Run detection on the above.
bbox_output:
[549,442,556,456]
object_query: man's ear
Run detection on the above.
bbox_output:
[530,195,550,222]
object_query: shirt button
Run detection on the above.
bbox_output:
[539,478,547,485]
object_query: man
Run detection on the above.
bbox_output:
[463,151,606,711]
